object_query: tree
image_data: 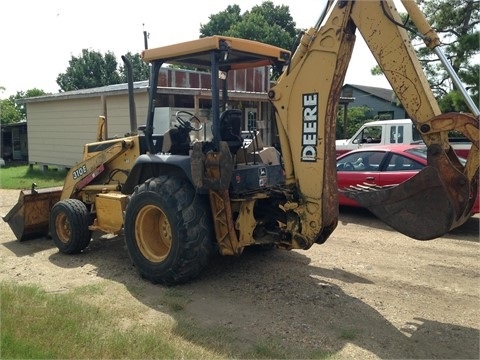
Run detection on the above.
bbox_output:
[200,5,242,37]
[336,106,373,139]
[119,52,150,83]
[0,98,21,124]
[415,0,479,112]
[199,2,298,79]
[1,89,47,124]
[200,1,298,51]
[372,0,479,112]
[56,49,122,92]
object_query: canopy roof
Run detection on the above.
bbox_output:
[141,35,290,71]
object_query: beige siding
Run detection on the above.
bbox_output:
[27,93,148,168]
[103,94,149,138]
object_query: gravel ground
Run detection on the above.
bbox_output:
[1,188,479,359]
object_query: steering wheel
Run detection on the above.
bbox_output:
[175,111,203,131]
[343,162,355,171]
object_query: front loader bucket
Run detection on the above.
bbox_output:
[342,166,470,240]
[3,186,62,241]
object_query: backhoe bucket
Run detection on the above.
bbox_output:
[342,166,470,240]
[3,187,62,241]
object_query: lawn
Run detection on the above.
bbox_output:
[0,164,66,189]
[1,282,226,359]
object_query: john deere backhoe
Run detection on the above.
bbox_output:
[4,0,478,285]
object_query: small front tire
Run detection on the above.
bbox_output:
[49,199,92,254]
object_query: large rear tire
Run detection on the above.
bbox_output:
[49,199,92,254]
[124,176,214,285]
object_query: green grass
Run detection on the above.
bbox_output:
[0,281,225,359]
[0,164,66,189]
[0,281,333,359]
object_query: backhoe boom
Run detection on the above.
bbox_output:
[270,0,478,240]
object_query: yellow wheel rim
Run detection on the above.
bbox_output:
[55,212,71,244]
[135,205,172,262]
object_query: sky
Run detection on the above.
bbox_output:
[0,0,394,98]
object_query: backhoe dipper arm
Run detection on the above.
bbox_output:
[269,0,479,243]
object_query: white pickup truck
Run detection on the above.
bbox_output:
[336,119,471,158]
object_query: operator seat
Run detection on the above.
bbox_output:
[219,109,243,154]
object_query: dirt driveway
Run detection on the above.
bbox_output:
[1,188,479,359]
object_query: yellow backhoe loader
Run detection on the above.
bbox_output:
[4,0,478,285]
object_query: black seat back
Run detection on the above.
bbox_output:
[219,109,243,154]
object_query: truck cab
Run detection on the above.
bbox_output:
[336,119,422,156]
[336,119,470,158]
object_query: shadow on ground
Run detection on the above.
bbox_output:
[9,237,473,359]
[2,210,478,359]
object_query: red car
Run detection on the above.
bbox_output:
[336,144,479,214]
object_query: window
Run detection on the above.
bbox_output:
[353,126,382,144]
[245,108,257,131]
[385,154,424,171]
[412,124,422,142]
[337,151,384,171]
[342,88,353,97]
[377,111,394,120]
[389,126,404,143]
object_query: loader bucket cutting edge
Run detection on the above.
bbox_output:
[3,187,62,241]
[341,167,466,240]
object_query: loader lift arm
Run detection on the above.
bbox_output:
[60,138,135,201]
[269,0,479,240]
[2,137,137,241]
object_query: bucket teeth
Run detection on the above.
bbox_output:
[344,183,388,193]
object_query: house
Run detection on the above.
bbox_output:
[21,67,273,169]
[19,67,359,169]
[342,84,407,120]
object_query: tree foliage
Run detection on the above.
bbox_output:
[200,5,243,37]
[56,49,121,91]
[200,1,298,51]
[56,50,149,92]
[414,0,479,111]
[0,98,22,124]
[1,89,47,124]
[372,0,479,112]
[336,106,373,139]
[119,52,150,83]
